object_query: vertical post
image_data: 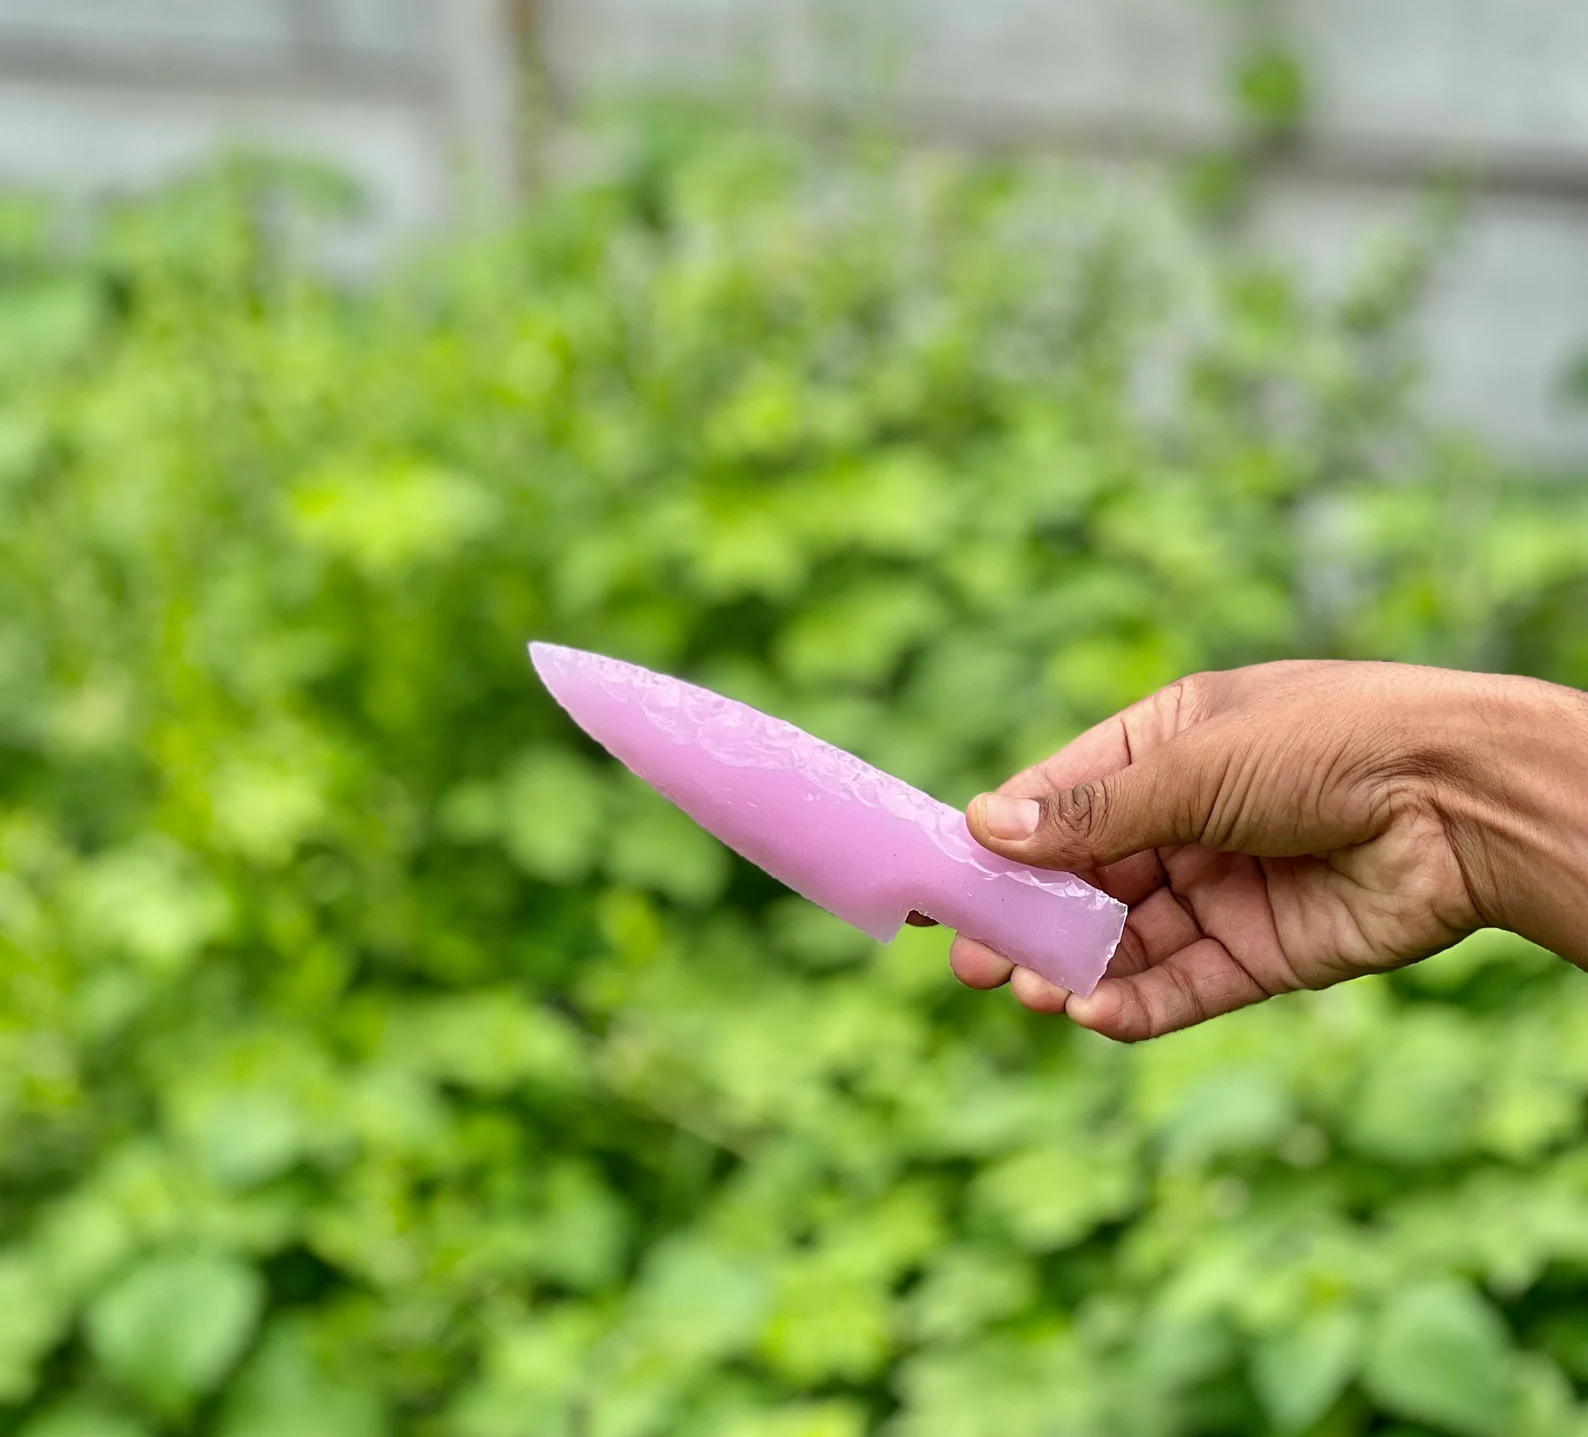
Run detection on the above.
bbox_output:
[438,0,522,218]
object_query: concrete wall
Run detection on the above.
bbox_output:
[0,0,518,258]
[4,0,1587,462]
[541,0,1588,466]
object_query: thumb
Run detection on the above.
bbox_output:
[967,737,1217,871]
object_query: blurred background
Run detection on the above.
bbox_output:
[3,3,1588,1436]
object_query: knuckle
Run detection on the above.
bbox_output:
[1107,986,1154,1043]
[1164,671,1216,725]
[1163,962,1209,1032]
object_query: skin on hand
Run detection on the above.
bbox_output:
[949,660,1588,1042]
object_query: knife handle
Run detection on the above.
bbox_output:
[907,852,1123,997]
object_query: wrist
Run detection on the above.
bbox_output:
[1433,673,1588,963]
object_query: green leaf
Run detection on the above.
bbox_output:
[714,1401,868,1437]
[71,839,230,976]
[767,897,873,969]
[1044,633,1188,722]
[31,1191,135,1307]
[606,781,729,904]
[1250,1307,1362,1432]
[178,1089,304,1189]
[759,1262,894,1385]
[1363,1282,1517,1437]
[529,1163,631,1291]
[398,989,586,1092]
[1513,1351,1579,1437]
[626,1238,771,1366]
[0,276,103,380]
[0,408,47,502]
[1347,1013,1483,1164]
[165,1032,343,1188]
[207,749,330,865]
[1234,47,1308,133]
[449,1309,604,1437]
[289,458,500,578]
[0,1256,67,1402]
[1159,1068,1294,1166]
[776,579,945,685]
[676,493,811,600]
[86,1253,265,1416]
[436,780,502,843]
[888,1331,1107,1437]
[18,1401,148,1437]
[1562,350,1588,408]
[907,1246,1036,1346]
[1131,1307,1235,1397]
[973,1137,1140,1251]
[217,1321,387,1437]
[499,746,609,882]
[806,451,960,560]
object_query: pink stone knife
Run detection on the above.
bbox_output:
[529,643,1125,995]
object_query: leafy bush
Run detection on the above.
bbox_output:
[3,108,1588,1437]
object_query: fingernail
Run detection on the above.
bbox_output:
[978,794,1040,840]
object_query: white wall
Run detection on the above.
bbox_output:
[541,0,1588,466]
[4,0,1587,462]
[0,0,517,257]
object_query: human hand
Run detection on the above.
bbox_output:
[951,660,1588,1041]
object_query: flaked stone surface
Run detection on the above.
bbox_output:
[530,642,1126,992]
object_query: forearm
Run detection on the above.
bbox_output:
[1435,673,1588,964]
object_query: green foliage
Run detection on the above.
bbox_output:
[1233,45,1308,137]
[1218,0,1310,140]
[87,1253,264,1418]
[2,109,1588,1436]
[1363,1281,1517,1436]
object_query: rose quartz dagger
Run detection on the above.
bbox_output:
[528,643,1125,995]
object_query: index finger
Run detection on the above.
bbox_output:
[997,675,1218,800]
[985,676,1219,905]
